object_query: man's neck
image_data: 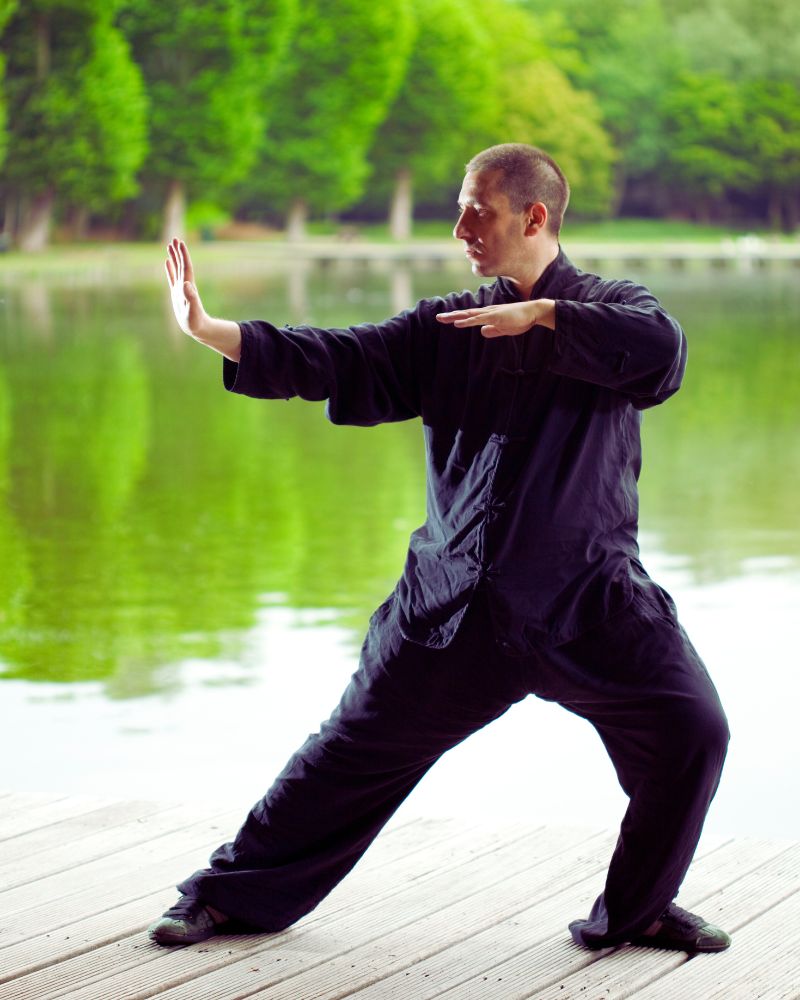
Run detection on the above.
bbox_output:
[508,242,560,299]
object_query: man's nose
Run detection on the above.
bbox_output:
[453,211,470,241]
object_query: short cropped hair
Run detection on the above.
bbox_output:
[466,144,570,236]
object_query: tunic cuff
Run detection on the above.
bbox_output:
[222,322,248,393]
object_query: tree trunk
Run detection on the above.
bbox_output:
[782,192,799,234]
[17,189,55,251]
[389,167,413,241]
[2,193,18,245]
[610,163,627,217]
[162,179,186,242]
[67,205,90,241]
[35,13,50,80]
[767,188,782,232]
[286,198,308,242]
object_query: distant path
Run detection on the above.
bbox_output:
[1,237,799,282]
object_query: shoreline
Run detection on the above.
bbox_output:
[1,234,800,281]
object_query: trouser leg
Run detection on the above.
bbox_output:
[530,585,729,949]
[178,595,525,931]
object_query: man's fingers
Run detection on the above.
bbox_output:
[165,257,176,286]
[179,239,194,284]
[437,309,490,327]
[167,240,182,283]
[481,325,503,338]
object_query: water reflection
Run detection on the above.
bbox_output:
[0,258,798,833]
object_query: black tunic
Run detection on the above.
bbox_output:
[222,248,686,653]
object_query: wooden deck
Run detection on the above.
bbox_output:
[1,792,797,999]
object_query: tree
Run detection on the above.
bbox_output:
[664,0,800,227]
[1,1,148,250]
[480,1,615,220]
[118,0,290,240]
[659,71,754,220]
[0,0,18,176]
[741,81,800,231]
[671,0,800,85]
[520,0,683,212]
[365,0,495,240]
[234,0,415,240]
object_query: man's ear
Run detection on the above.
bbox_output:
[526,202,548,234]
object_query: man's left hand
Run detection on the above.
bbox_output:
[436,299,556,338]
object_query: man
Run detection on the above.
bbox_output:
[150,144,730,955]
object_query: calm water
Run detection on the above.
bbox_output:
[1,253,799,838]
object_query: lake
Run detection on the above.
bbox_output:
[1,249,798,839]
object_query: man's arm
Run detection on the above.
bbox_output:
[436,299,556,337]
[436,288,685,409]
[165,237,424,425]
[165,238,242,363]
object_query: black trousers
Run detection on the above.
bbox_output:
[178,583,729,949]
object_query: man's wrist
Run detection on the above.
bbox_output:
[195,316,243,363]
[533,299,556,330]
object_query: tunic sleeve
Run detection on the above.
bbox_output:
[221,309,425,426]
[549,281,687,409]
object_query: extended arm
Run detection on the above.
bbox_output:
[165,239,423,425]
[437,286,685,408]
[165,239,242,363]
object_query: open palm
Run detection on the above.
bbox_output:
[165,238,209,338]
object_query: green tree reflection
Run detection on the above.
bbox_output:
[0,265,797,697]
[640,271,800,580]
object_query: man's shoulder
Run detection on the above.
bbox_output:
[555,253,651,304]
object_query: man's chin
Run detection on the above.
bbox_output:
[469,257,494,277]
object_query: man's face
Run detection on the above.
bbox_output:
[453,169,530,281]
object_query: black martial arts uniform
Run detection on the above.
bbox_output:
[178,248,729,949]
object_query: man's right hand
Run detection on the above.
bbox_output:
[165,237,211,339]
[164,237,242,363]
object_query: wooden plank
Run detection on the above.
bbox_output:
[335,835,742,1000]
[0,820,541,999]
[0,802,195,886]
[632,891,800,1000]
[2,803,797,1000]
[108,829,613,1000]
[433,841,800,1000]
[7,830,564,998]
[0,795,106,841]
[0,808,243,947]
[0,807,241,916]
[0,889,185,984]
[0,799,175,866]
[0,817,478,984]
[334,836,746,1000]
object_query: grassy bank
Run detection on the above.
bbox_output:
[0,218,795,280]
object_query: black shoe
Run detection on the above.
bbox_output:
[148,895,225,946]
[631,902,731,954]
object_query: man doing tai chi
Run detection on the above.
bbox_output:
[150,144,731,955]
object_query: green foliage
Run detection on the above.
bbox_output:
[479,2,615,218]
[673,0,800,84]
[0,0,17,168]
[237,0,415,217]
[53,20,148,209]
[740,79,800,229]
[660,73,753,202]
[367,0,495,200]
[2,0,799,234]
[185,200,233,237]
[1,2,147,208]
[521,0,683,177]
[118,0,267,194]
